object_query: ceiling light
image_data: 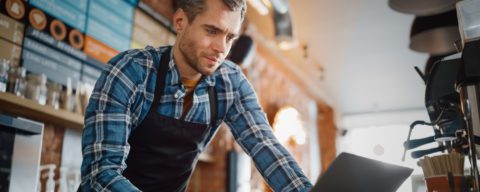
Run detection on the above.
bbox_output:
[270,0,288,14]
[273,9,297,50]
[410,10,460,55]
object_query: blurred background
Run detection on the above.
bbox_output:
[0,0,471,191]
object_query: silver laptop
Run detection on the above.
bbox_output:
[311,152,413,192]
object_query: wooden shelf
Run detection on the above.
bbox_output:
[0,92,84,130]
[0,92,216,162]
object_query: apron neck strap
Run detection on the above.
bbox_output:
[151,47,217,126]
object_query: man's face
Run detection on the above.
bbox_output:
[175,0,242,76]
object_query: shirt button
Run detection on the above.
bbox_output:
[174,91,182,99]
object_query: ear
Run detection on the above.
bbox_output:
[173,8,188,34]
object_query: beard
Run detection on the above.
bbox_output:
[178,28,222,76]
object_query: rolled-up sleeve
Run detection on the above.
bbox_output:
[224,72,313,192]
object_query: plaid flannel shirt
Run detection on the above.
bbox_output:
[80,46,312,192]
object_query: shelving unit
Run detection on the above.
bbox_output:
[0,92,215,162]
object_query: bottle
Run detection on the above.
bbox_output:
[58,167,68,192]
[61,77,73,112]
[0,59,9,92]
[47,81,62,109]
[68,169,81,192]
[40,164,56,192]
[73,81,82,114]
[37,174,41,192]
[7,66,26,97]
[26,73,47,105]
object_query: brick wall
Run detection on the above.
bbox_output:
[186,51,319,191]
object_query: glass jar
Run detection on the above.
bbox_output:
[7,66,26,97]
[26,73,47,105]
[0,59,9,92]
[46,81,62,109]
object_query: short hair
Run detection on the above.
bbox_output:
[176,0,246,22]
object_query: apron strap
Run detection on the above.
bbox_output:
[149,46,217,126]
[149,47,171,111]
[208,86,217,127]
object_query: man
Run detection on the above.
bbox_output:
[80,0,313,191]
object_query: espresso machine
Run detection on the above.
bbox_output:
[403,0,480,191]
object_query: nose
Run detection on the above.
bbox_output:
[212,36,227,54]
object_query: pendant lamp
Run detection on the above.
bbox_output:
[388,0,456,16]
[410,10,460,55]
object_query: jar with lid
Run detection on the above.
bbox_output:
[46,81,62,109]
[26,73,47,105]
[0,59,9,92]
[7,66,26,97]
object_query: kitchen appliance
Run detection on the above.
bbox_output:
[0,113,43,192]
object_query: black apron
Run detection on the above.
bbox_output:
[123,47,217,192]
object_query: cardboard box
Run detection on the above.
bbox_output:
[88,0,133,38]
[29,0,86,31]
[133,9,170,38]
[0,13,24,45]
[131,40,145,49]
[132,24,168,47]
[83,35,120,64]
[0,38,22,66]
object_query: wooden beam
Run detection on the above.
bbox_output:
[317,105,337,173]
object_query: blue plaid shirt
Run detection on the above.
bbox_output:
[80,46,312,192]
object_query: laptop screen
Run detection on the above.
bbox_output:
[310,152,413,192]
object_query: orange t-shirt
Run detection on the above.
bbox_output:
[181,77,201,118]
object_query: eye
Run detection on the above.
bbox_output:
[206,28,218,35]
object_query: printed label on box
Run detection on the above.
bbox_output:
[132,24,168,47]
[0,38,22,66]
[0,13,25,45]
